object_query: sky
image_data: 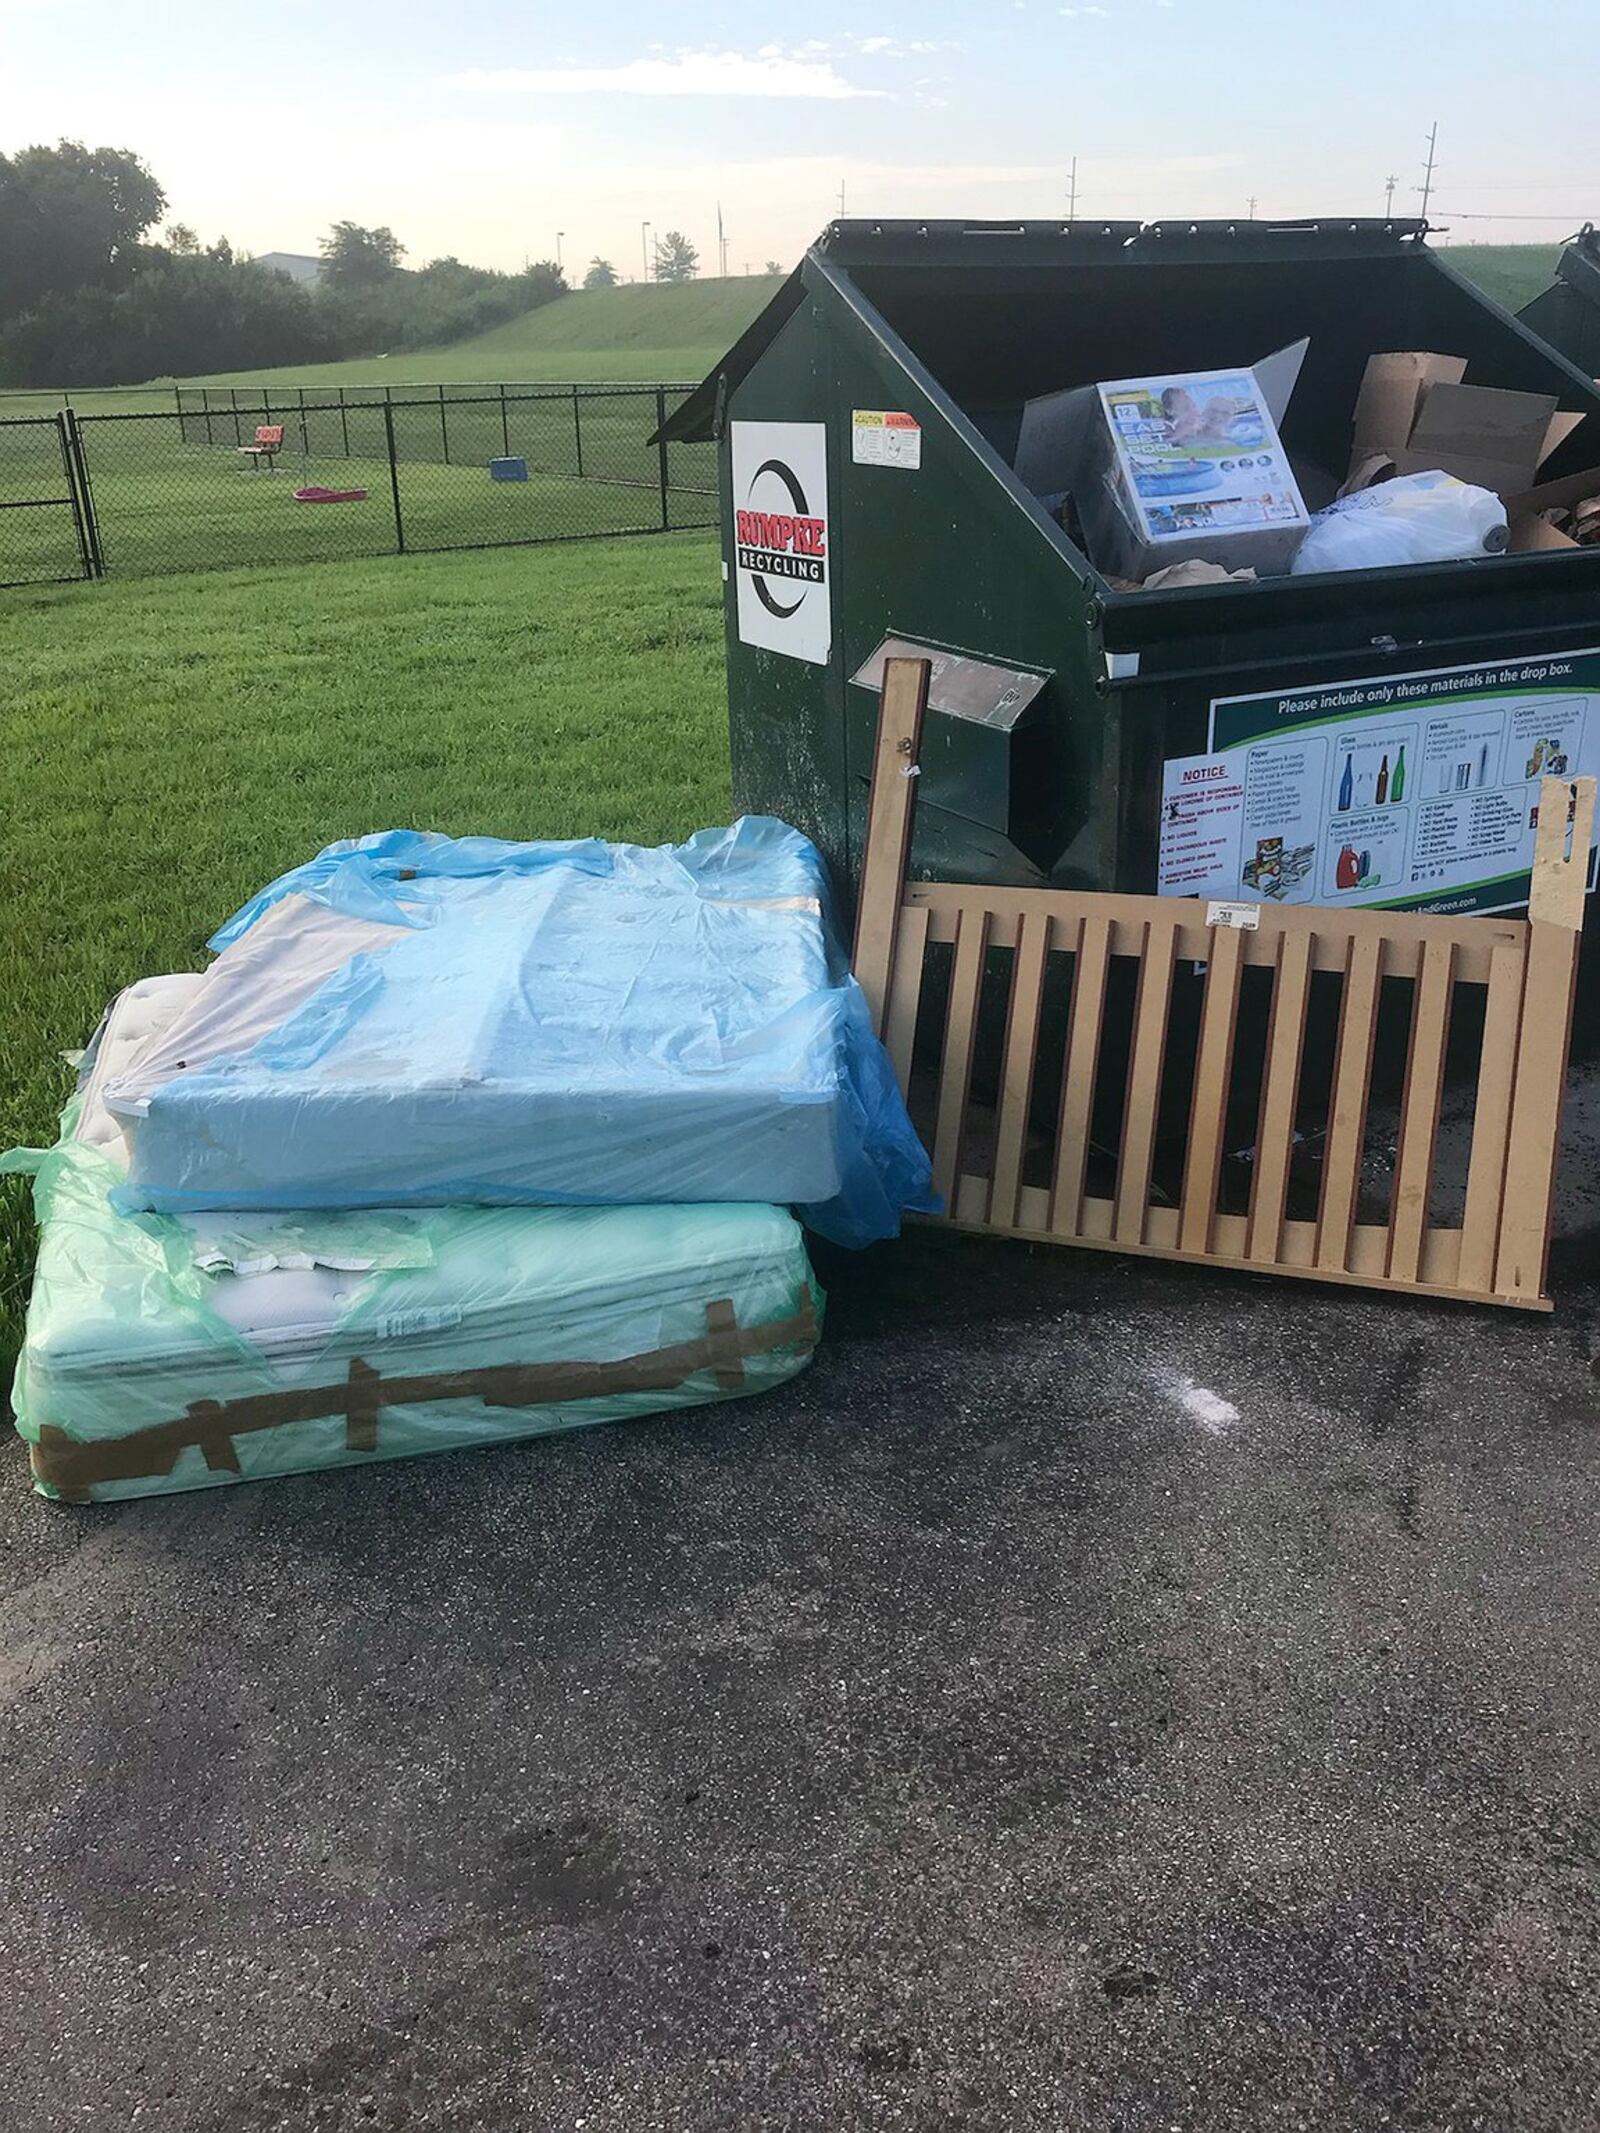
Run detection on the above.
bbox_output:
[2,0,1595,277]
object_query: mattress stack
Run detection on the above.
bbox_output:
[6,820,934,1503]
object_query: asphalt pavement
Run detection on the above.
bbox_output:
[2,1207,1598,2132]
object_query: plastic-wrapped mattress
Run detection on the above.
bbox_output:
[103,822,935,1247]
[5,977,821,1504]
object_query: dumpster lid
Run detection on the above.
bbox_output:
[651,263,808,446]
[849,637,1049,731]
[655,216,1436,447]
[1554,224,1600,305]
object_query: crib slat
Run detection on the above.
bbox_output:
[1050,915,1111,1238]
[990,909,1052,1230]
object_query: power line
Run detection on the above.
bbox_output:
[1433,209,1590,222]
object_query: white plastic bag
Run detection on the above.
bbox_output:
[1291,471,1508,576]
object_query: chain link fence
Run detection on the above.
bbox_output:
[0,384,717,587]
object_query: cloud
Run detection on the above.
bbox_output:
[452,51,883,100]
[1060,6,1112,15]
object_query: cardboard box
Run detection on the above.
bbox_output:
[1015,341,1311,579]
[1504,464,1600,553]
[1344,351,1586,496]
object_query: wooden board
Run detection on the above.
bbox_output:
[852,658,1592,1314]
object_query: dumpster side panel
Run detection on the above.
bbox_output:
[1520,282,1600,384]
[821,314,1112,897]
[720,296,851,886]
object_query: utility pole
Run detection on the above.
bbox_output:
[556,231,564,272]
[1384,172,1397,218]
[641,221,652,282]
[1246,194,1257,219]
[717,203,728,279]
[1418,122,1438,222]
[1066,157,1078,224]
[838,177,847,218]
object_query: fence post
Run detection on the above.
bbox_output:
[572,385,584,479]
[438,384,450,465]
[56,411,95,581]
[500,384,510,459]
[655,386,670,531]
[298,386,310,462]
[203,389,215,448]
[384,399,405,555]
[229,387,241,445]
[173,383,184,445]
[339,385,350,460]
[60,409,104,578]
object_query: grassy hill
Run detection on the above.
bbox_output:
[0,245,1570,414]
[186,275,786,391]
[1433,243,1564,313]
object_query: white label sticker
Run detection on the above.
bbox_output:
[730,420,831,666]
[1206,900,1260,930]
[852,409,922,470]
[374,1305,463,1343]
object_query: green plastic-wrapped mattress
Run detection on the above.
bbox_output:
[5,977,821,1505]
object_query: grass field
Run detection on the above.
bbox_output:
[0,532,729,1376]
[0,387,715,585]
[1429,242,1566,313]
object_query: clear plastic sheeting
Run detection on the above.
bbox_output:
[4,1100,822,1506]
[105,822,935,1248]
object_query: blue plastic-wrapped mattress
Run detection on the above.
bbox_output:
[105,821,934,1246]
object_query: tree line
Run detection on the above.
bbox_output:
[0,142,567,387]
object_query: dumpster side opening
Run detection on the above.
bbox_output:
[845,249,1600,489]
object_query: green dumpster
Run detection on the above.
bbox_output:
[658,218,1600,921]
[1519,225,1600,381]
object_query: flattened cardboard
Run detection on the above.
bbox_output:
[1344,352,1585,497]
[1351,352,1465,455]
[1505,463,1600,553]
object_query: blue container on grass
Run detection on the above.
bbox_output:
[489,457,528,482]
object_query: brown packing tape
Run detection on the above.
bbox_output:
[34,1288,820,1501]
[346,1356,381,1453]
[703,1298,747,1392]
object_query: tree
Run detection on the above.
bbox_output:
[0,251,337,387]
[318,221,405,289]
[583,256,618,290]
[0,140,165,325]
[764,259,784,275]
[163,222,201,256]
[652,231,698,284]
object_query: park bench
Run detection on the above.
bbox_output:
[238,424,284,472]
